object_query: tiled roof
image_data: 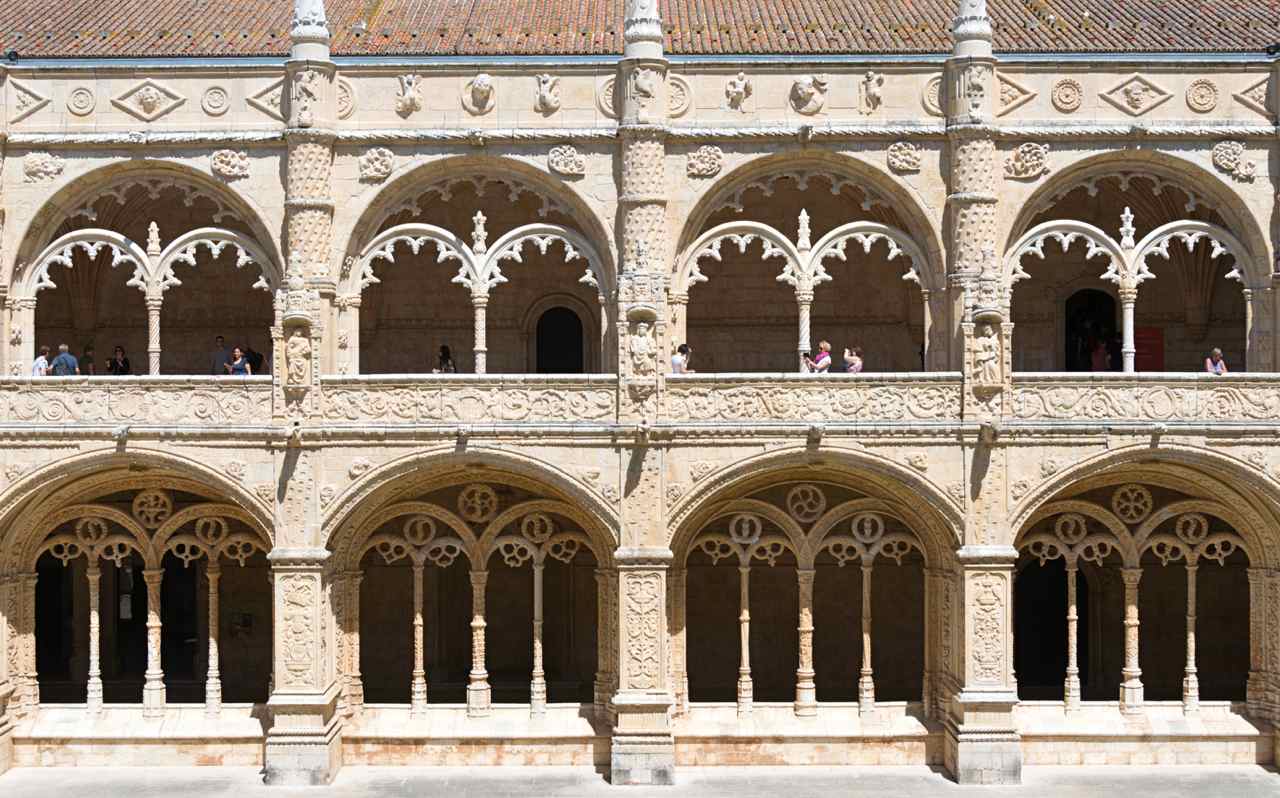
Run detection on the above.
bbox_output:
[0,0,1277,58]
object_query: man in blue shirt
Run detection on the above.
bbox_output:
[49,343,80,376]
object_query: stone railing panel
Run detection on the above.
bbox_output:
[319,375,618,424]
[0,377,273,425]
[1009,374,1280,423]
[664,373,964,423]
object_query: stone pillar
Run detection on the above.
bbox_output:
[611,548,675,786]
[410,562,427,717]
[345,571,364,714]
[205,561,222,718]
[794,568,816,717]
[735,564,753,717]
[284,0,338,373]
[1064,560,1081,712]
[264,548,341,786]
[530,562,547,718]
[467,569,491,717]
[944,545,1020,785]
[142,568,166,718]
[1246,568,1268,718]
[1119,286,1137,373]
[9,298,36,378]
[796,291,813,374]
[86,561,103,717]
[594,568,613,715]
[18,573,37,718]
[471,294,488,374]
[858,563,876,718]
[1183,562,1199,716]
[1120,567,1144,714]
[0,574,16,775]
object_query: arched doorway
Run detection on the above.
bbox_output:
[535,307,584,373]
[1065,289,1117,372]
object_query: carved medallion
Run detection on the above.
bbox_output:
[1004,142,1050,181]
[1185,78,1219,113]
[210,149,250,180]
[67,87,96,117]
[548,145,587,177]
[1212,140,1257,182]
[887,141,922,174]
[462,73,496,116]
[1051,78,1083,113]
[358,147,395,183]
[1101,74,1171,116]
[113,79,186,122]
[791,75,828,115]
[686,145,723,178]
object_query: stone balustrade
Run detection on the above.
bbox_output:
[1009,373,1280,424]
[0,376,273,426]
[4,372,1279,428]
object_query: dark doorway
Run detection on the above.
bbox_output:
[1065,289,1118,372]
[1014,559,1089,700]
[535,307,584,373]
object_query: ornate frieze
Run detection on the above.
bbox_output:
[0,380,273,424]
[319,379,616,423]
[665,377,963,422]
[1009,377,1280,422]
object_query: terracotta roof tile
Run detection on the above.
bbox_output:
[0,0,1276,58]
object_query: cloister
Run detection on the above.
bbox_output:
[1,0,1280,789]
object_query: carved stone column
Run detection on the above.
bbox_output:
[530,562,546,718]
[944,545,1020,785]
[467,569,490,717]
[1064,560,1081,712]
[593,568,614,716]
[264,548,341,786]
[0,574,16,775]
[1245,568,1268,719]
[611,548,674,786]
[858,563,876,718]
[9,298,36,378]
[86,562,103,717]
[736,564,753,717]
[794,568,816,716]
[205,561,222,719]
[667,566,688,717]
[345,570,364,715]
[1119,286,1138,373]
[142,568,166,718]
[1120,567,1144,714]
[284,1,338,373]
[1183,562,1199,716]
[471,294,489,374]
[410,563,427,717]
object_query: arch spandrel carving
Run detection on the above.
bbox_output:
[1002,151,1272,288]
[9,160,285,288]
[337,155,617,290]
[673,151,946,287]
[1013,449,1280,568]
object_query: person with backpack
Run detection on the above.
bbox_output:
[49,344,80,376]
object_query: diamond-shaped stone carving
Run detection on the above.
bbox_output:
[1100,74,1171,117]
[247,78,286,122]
[1233,76,1271,118]
[9,79,50,124]
[996,72,1036,117]
[112,79,186,122]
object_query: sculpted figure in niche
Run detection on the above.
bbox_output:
[975,324,1001,386]
[286,328,312,388]
[630,322,657,377]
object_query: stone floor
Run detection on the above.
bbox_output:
[1,765,1279,797]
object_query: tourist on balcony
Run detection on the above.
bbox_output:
[244,345,266,375]
[225,346,252,376]
[843,347,864,374]
[106,346,131,376]
[31,345,50,377]
[434,345,457,374]
[49,344,80,376]
[804,341,832,373]
[1089,336,1109,372]
[209,336,231,375]
[671,343,694,374]
[1205,348,1229,376]
[81,346,96,376]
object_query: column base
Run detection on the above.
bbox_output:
[466,680,491,718]
[1120,681,1144,715]
[0,681,13,776]
[610,693,674,786]
[943,690,1021,785]
[264,686,343,786]
[142,680,165,719]
[794,680,816,717]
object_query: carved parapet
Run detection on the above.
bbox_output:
[664,373,963,423]
[0,376,273,425]
[1008,374,1280,423]
[317,375,617,424]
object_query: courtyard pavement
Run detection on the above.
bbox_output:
[0,764,1277,797]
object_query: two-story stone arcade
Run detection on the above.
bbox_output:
[0,0,1279,787]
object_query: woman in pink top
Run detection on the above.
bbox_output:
[804,341,832,373]
[1205,348,1228,375]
